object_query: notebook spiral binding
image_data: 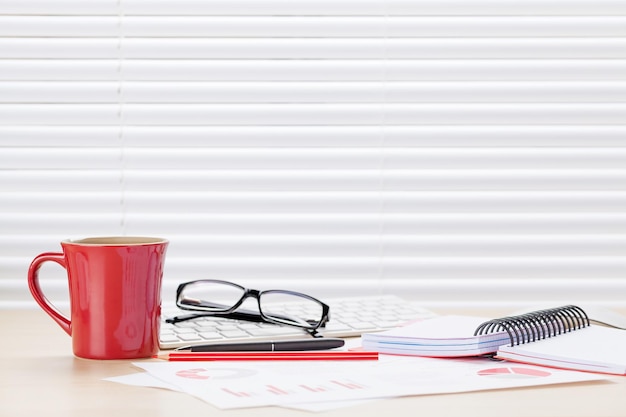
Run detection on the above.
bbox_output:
[473,305,590,347]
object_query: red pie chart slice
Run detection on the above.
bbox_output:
[477,367,551,379]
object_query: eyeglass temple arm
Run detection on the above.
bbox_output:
[166,307,267,324]
[166,308,327,328]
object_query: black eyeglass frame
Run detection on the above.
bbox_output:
[166,279,330,335]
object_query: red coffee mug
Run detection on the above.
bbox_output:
[27,237,169,360]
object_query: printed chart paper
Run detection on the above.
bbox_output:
[122,355,608,410]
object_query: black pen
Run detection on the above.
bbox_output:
[175,338,345,352]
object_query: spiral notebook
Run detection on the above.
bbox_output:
[361,305,626,375]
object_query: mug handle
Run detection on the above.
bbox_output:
[27,252,71,335]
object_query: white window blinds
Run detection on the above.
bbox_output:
[1,0,625,309]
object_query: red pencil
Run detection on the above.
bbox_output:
[155,351,378,361]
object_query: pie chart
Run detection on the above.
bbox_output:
[176,367,258,380]
[477,367,551,379]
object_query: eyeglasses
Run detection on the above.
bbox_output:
[166,280,330,336]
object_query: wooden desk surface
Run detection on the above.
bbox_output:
[1,309,624,417]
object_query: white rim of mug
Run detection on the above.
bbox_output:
[62,237,168,246]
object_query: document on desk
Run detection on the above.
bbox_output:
[120,355,608,410]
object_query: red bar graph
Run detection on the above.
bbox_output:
[221,388,252,398]
[266,385,290,395]
[299,384,328,393]
[331,380,364,390]
[220,379,368,400]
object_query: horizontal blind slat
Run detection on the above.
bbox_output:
[4,148,626,170]
[2,0,626,16]
[2,38,626,59]
[2,104,626,125]
[3,60,626,81]
[2,234,626,257]
[3,16,626,37]
[4,277,622,309]
[4,81,626,103]
[2,278,623,307]
[3,213,626,235]
[5,170,626,191]
[2,126,626,147]
[4,256,626,281]
[3,191,625,213]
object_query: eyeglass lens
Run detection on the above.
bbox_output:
[259,290,324,328]
[179,280,244,312]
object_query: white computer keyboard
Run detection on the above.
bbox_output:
[159,295,435,350]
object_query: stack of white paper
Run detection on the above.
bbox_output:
[362,316,510,357]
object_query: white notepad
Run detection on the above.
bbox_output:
[496,325,626,375]
[362,309,626,375]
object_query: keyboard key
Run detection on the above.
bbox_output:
[219,330,251,339]
[173,322,199,328]
[177,334,203,342]
[373,320,402,328]
[238,323,263,330]
[194,325,220,333]
[347,321,376,330]
[159,335,180,344]
[319,323,352,332]
[216,324,240,331]
[173,328,196,334]
[246,327,302,337]
[198,331,223,340]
